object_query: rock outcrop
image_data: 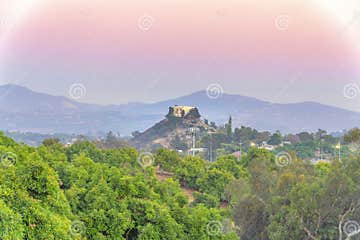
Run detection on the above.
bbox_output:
[131,106,213,150]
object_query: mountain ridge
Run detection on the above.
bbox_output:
[0,84,358,134]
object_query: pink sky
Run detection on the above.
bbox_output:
[0,0,360,110]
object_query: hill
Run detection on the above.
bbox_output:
[131,106,214,150]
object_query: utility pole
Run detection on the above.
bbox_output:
[335,142,341,162]
[190,128,198,157]
[339,142,341,161]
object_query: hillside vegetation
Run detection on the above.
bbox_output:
[0,131,360,239]
[0,132,237,240]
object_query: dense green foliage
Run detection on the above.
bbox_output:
[0,132,237,240]
[1,129,360,240]
[153,147,360,239]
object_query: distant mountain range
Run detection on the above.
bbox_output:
[0,84,359,135]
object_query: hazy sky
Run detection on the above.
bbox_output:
[0,0,360,111]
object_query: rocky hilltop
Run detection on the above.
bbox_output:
[131,106,214,150]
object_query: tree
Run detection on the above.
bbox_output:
[155,148,181,172]
[211,155,248,179]
[226,116,233,140]
[197,168,234,199]
[297,132,314,142]
[344,128,360,144]
[315,129,327,141]
[284,134,301,144]
[268,131,282,146]
[2,129,360,240]
[174,156,207,188]
[42,138,61,147]
[0,200,25,240]
[233,126,257,143]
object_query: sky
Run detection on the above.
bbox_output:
[0,0,360,111]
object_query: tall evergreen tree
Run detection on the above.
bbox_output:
[227,115,233,140]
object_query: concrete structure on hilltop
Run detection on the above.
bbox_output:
[166,105,201,119]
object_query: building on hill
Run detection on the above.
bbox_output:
[131,105,213,150]
[166,105,201,119]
